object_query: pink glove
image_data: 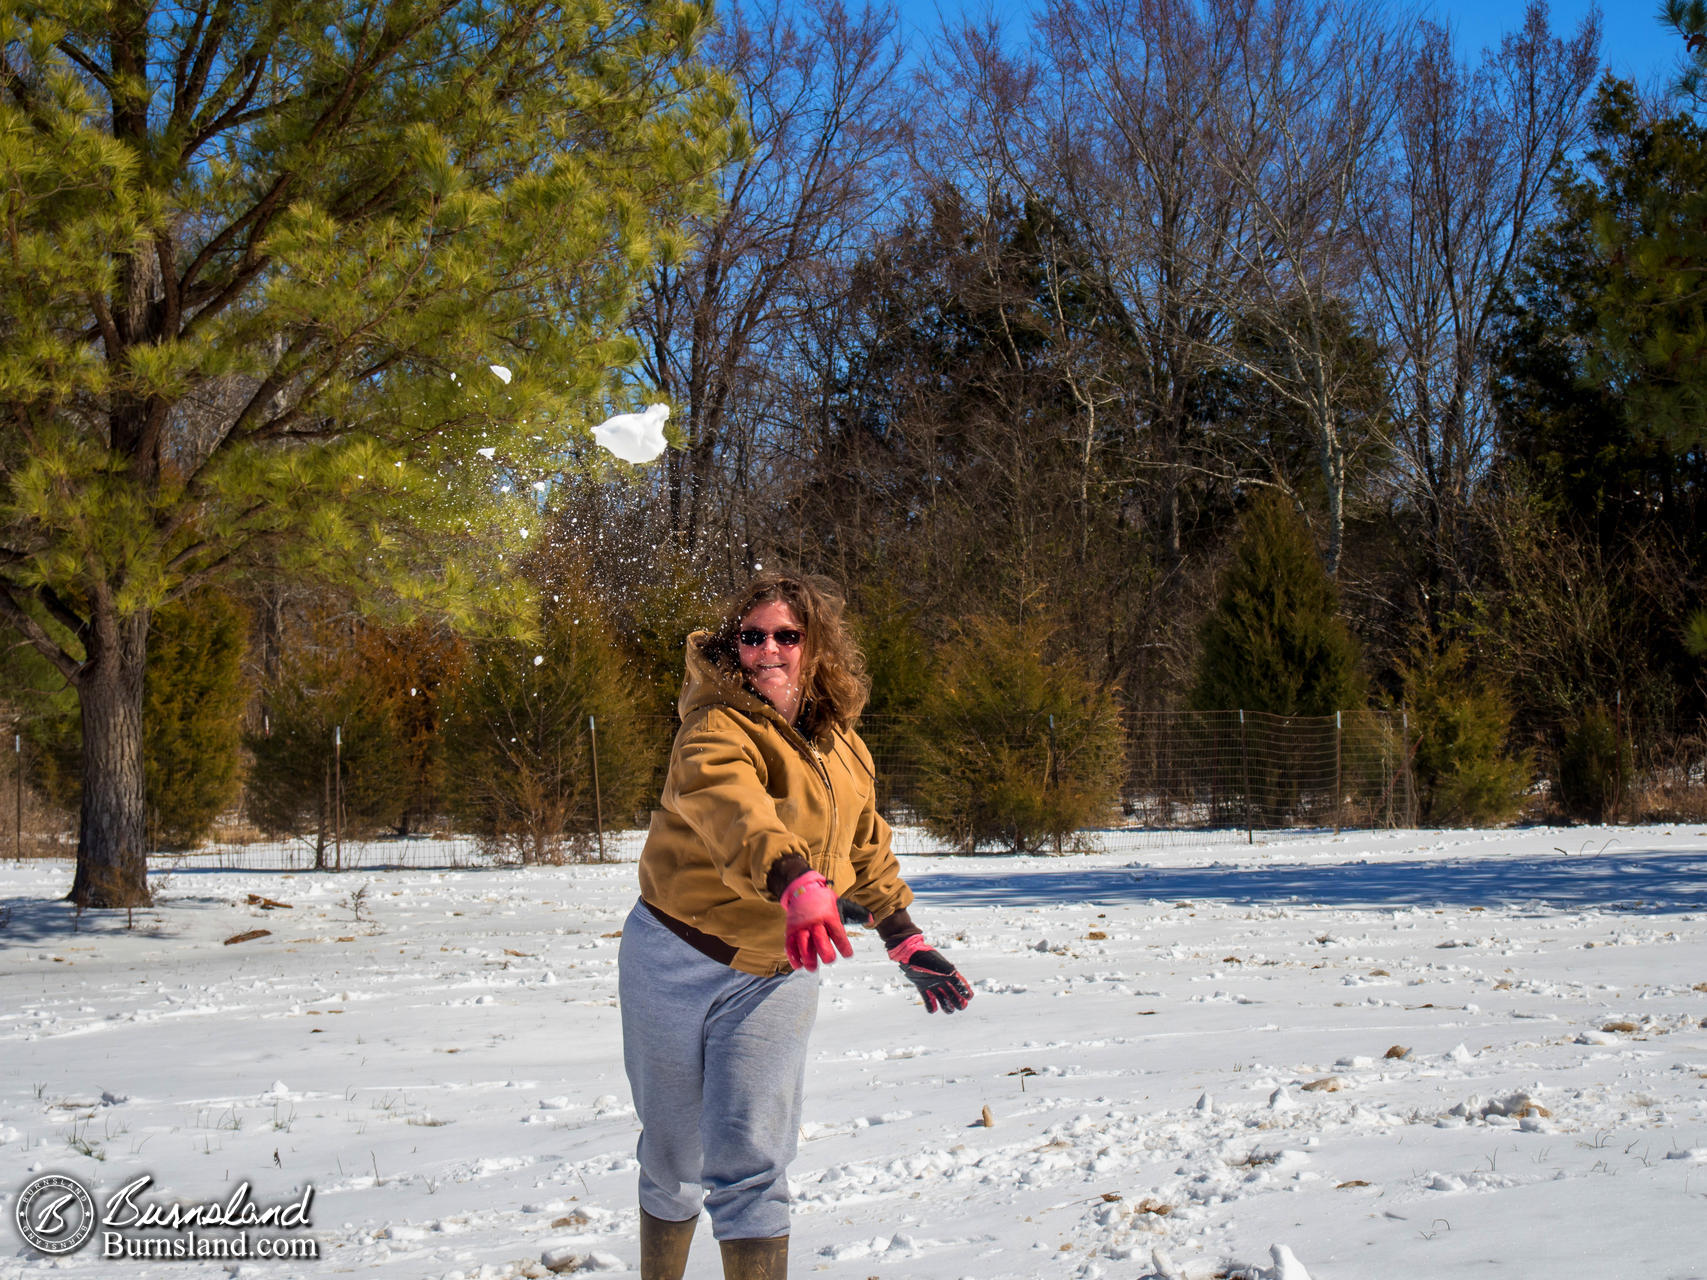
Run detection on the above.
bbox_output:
[781,870,853,971]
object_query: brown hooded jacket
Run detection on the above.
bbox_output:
[636,632,914,975]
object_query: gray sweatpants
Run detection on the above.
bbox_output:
[617,899,820,1240]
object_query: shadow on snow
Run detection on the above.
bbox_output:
[0,893,192,945]
[907,848,1707,914]
[5,846,1707,946]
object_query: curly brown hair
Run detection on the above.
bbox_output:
[699,571,870,735]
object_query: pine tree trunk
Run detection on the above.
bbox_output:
[69,611,152,908]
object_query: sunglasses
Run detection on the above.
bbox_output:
[738,627,803,648]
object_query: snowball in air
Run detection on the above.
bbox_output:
[533,655,544,666]
[489,365,512,384]
[477,447,496,459]
[592,404,670,464]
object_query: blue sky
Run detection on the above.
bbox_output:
[896,3,1678,90]
[1431,1,1673,86]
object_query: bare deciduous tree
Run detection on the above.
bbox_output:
[632,0,910,576]
[1028,0,1258,570]
[1198,0,1402,576]
[913,0,1403,701]
[1356,4,1600,619]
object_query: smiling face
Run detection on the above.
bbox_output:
[736,598,806,723]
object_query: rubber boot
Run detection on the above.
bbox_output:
[640,1208,697,1280]
[718,1234,788,1280]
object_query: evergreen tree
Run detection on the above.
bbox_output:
[349,623,467,836]
[6,639,81,817]
[1662,1,1707,104]
[907,619,1124,854]
[1490,79,1707,556]
[1558,81,1707,455]
[614,562,715,720]
[1190,492,1364,716]
[144,590,247,849]
[1396,639,1530,826]
[1556,704,1632,822]
[849,580,936,816]
[789,192,1162,702]
[440,591,659,864]
[11,591,249,848]
[246,617,416,861]
[1486,83,1707,768]
[0,0,736,906]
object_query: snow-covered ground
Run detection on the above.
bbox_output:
[2,825,1705,1280]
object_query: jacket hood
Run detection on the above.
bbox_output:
[679,629,772,724]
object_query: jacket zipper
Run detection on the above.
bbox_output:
[808,739,838,862]
[755,699,840,866]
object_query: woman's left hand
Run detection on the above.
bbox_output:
[888,935,974,1013]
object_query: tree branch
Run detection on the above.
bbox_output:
[0,584,82,682]
[53,38,114,94]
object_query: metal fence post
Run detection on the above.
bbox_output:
[1614,689,1624,823]
[1048,714,1061,855]
[1383,714,1394,829]
[1239,709,1253,843]
[1402,709,1416,827]
[589,714,605,862]
[334,723,343,871]
[1334,710,1343,835]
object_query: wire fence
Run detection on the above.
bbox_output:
[2,710,1415,869]
[1122,709,1410,833]
[867,709,1411,853]
[146,836,494,873]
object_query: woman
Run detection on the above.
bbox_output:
[618,571,973,1280]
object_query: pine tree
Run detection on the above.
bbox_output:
[1558,81,1707,457]
[1557,705,1632,822]
[5,641,81,817]
[1663,1,1707,104]
[850,580,936,815]
[1190,492,1364,716]
[0,0,736,905]
[1484,85,1707,767]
